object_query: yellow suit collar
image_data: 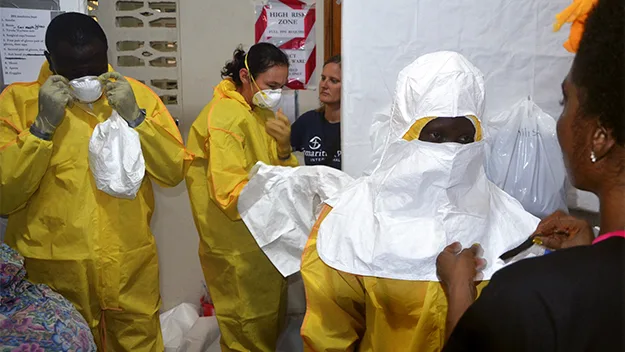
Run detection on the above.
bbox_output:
[214,79,252,111]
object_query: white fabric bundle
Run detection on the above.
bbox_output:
[88,111,145,199]
[238,162,354,277]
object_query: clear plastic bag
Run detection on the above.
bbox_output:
[486,98,568,218]
[88,111,145,199]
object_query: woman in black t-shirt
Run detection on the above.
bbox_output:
[291,55,342,169]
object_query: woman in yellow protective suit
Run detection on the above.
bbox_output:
[186,43,298,352]
[300,52,540,351]
[0,13,190,351]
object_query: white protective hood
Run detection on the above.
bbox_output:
[317,52,542,281]
[365,51,486,175]
[238,162,355,277]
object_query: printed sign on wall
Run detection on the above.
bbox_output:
[255,0,317,90]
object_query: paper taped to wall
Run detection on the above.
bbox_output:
[1,8,51,85]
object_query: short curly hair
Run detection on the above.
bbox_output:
[571,0,625,145]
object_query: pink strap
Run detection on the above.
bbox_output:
[592,230,625,245]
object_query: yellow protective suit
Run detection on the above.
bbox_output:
[0,63,191,351]
[301,117,486,352]
[186,79,298,352]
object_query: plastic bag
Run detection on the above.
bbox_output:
[159,303,200,352]
[178,316,221,352]
[88,111,145,199]
[485,98,568,218]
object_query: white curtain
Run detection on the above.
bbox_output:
[340,0,574,177]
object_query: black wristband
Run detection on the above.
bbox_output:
[128,109,147,128]
[30,125,54,141]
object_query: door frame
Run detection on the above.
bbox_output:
[324,0,341,62]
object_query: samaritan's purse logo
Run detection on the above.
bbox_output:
[309,136,322,150]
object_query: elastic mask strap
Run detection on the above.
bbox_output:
[245,53,267,99]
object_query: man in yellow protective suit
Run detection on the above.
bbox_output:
[186,44,297,352]
[300,52,540,351]
[0,13,191,351]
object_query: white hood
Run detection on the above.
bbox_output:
[318,52,542,281]
[366,51,485,175]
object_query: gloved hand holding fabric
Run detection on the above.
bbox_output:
[266,109,292,158]
[99,72,143,125]
[31,75,73,139]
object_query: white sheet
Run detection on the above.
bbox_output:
[238,162,354,277]
[318,139,542,281]
[341,0,574,177]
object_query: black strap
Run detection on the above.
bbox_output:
[499,237,535,262]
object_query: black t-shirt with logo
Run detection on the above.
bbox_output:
[291,110,341,170]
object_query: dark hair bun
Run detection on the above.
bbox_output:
[221,46,247,85]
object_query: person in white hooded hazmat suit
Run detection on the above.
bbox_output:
[299,51,543,352]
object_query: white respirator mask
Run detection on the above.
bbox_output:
[253,88,283,109]
[245,52,284,110]
[69,76,103,103]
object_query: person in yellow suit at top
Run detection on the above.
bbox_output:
[186,43,297,352]
[0,13,192,351]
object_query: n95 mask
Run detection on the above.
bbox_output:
[253,89,282,109]
[69,76,103,103]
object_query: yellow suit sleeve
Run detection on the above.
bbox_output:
[0,87,53,214]
[206,126,248,221]
[301,206,366,351]
[131,80,193,187]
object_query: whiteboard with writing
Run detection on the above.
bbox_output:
[1,8,50,85]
